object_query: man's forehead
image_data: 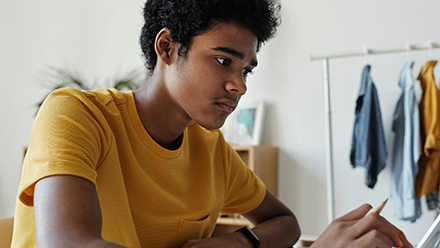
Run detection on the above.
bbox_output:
[195,21,258,62]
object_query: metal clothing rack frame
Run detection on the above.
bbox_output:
[310,41,440,224]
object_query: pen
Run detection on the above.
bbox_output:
[366,198,388,215]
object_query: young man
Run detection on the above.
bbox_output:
[12,0,412,247]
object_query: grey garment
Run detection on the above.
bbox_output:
[350,65,388,189]
[426,191,438,211]
[389,61,421,222]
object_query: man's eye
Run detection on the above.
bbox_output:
[242,68,253,77]
[216,58,231,66]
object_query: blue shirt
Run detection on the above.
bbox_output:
[350,65,387,188]
[390,61,421,222]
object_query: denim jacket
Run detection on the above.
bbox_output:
[350,65,388,188]
[390,61,421,222]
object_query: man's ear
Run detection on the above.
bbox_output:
[154,28,177,65]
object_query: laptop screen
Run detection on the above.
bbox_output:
[417,214,440,248]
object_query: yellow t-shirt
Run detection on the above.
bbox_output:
[12,88,266,248]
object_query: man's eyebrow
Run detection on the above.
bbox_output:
[212,47,258,67]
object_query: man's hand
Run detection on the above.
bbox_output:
[310,204,413,248]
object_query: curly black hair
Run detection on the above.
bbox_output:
[140,0,281,72]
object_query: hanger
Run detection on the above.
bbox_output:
[363,45,369,65]
[406,42,412,61]
[427,39,433,60]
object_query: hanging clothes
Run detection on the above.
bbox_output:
[415,60,440,201]
[390,61,421,222]
[425,191,438,210]
[350,65,388,188]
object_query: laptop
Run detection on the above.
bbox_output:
[417,214,440,248]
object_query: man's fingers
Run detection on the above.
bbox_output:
[352,212,412,248]
[354,229,394,248]
[338,204,372,222]
[315,204,413,248]
[375,215,412,248]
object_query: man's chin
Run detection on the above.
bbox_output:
[194,119,226,130]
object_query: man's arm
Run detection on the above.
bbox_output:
[34,175,125,248]
[242,189,301,247]
[182,189,301,248]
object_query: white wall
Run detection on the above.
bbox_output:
[1,0,440,244]
[245,0,440,243]
[0,0,145,216]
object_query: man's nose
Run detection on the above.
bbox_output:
[225,73,247,95]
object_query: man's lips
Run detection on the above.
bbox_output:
[216,100,237,113]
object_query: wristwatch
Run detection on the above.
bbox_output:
[235,226,260,248]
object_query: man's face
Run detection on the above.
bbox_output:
[167,21,258,130]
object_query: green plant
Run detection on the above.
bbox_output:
[36,67,144,113]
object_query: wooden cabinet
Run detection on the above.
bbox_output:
[232,145,278,196]
[212,145,278,236]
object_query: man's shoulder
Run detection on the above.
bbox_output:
[39,88,133,124]
[49,88,129,104]
[44,88,132,114]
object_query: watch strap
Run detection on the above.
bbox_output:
[235,226,260,248]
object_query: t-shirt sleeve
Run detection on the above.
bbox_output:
[18,89,110,206]
[220,141,266,215]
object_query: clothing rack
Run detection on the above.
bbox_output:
[310,41,440,224]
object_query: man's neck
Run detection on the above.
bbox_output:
[133,76,191,150]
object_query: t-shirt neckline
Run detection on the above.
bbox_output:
[125,91,186,159]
